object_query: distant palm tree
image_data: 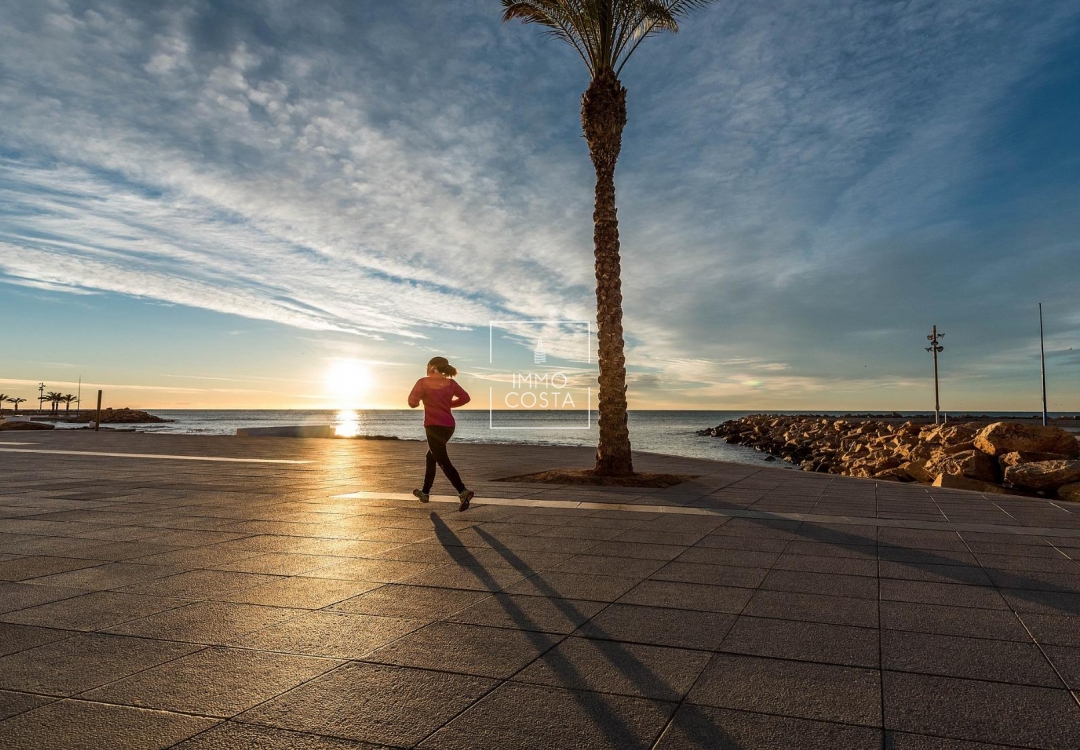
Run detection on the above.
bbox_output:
[62,394,78,413]
[502,0,718,475]
[45,391,64,414]
[8,397,26,413]
[0,394,8,414]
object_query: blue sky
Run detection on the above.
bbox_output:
[1,0,1078,411]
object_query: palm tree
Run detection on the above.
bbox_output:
[0,394,7,414]
[45,391,64,414]
[502,0,716,475]
[62,394,78,413]
[8,397,26,413]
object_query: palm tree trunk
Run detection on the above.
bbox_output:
[582,70,633,476]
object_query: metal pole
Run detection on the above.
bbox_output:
[926,326,944,425]
[1039,303,1048,427]
[95,390,102,432]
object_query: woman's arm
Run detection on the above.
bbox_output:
[450,381,471,408]
[407,379,424,409]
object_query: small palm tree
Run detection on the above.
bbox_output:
[8,397,26,413]
[502,0,717,475]
[62,394,78,413]
[0,394,8,414]
[45,391,64,414]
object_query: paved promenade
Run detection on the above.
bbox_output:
[2,430,1080,748]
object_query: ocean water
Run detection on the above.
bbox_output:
[70,408,1075,468]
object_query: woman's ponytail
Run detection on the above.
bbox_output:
[427,357,457,378]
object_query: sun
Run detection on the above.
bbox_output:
[324,360,372,407]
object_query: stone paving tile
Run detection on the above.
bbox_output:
[86,646,340,717]
[883,731,1021,749]
[301,558,435,583]
[26,561,183,590]
[882,671,1080,749]
[877,561,992,586]
[688,653,882,726]
[882,629,1062,687]
[328,584,487,621]
[106,600,306,644]
[0,690,55,722]
[999,589,1080,616]
[401,563,530,593]
[418,681,676,750]
[503,571,641,601]
[1043,646,1080,689]
[231,610,424,659]
[547,553,666,579]
[650,561,769,588]
[879,580,1009,609]
[1019,612,1080,646]
[237,661,495,747]
[0,591,186,631]
[0,698,217,750]
[366,620,560,678]
[447,593,605,634]
[214,552,347,576]
[742,589,878,628]
[220,576,379,608]
[0,622,74,656]
[117,569,286,600]
[772,553,878,577]
[655,705,883,749]
[617,580,755,614]
[880,601,1031,641]
[720,615,880,668]
[174,722,389,749]
[513,636,711,701]
[692,534,789,552]
[0,555,105,581]
[675,547,781,568]
[576,603,735,650]
[0,632,199,695]
[761,569,878,599]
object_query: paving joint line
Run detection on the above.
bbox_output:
[334,492,1080,539]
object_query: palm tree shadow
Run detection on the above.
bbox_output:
[428,512,740,749]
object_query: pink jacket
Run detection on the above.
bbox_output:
[408,377,471,427]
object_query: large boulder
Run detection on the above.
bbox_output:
[1004,460,1080,492]
[937,450,1000,484]
[998,451,1070,471]
[932,473,1011,494]
[901,460,936,483]
[974,422,1079,458]
[1058,483,1080,502]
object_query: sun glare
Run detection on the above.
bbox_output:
[324,360,372,407]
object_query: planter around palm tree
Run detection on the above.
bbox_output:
[502,0,717,475]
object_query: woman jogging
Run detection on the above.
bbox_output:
[408,357,474,511]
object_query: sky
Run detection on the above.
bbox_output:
[1,0,1078,412]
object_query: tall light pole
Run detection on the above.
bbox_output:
[926,326,944,425]
[37,382,45,414]
[1039,303,1048,426]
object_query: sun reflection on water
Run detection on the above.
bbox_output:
[335,409,361,438]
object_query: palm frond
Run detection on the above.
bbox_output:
[502,0,719,76]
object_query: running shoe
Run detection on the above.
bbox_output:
[412,489,430,504]
[458,489,474,512]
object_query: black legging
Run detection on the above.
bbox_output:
[423,425,465,494]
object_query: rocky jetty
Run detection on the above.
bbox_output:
[65,408,171,424]
[703,415,1080,499]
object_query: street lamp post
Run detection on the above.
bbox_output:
[37,382,45,414]
[926,326,944,425]
[1039,303,1048,427]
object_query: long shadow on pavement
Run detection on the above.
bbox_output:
[429,513,739,750]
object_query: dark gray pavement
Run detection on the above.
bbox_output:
[2,430,1080,748]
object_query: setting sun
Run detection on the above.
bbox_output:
[324,360,372,407]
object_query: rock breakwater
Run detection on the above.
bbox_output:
[702,414,1080,499]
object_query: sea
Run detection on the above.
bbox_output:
[52,409,1078,469]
